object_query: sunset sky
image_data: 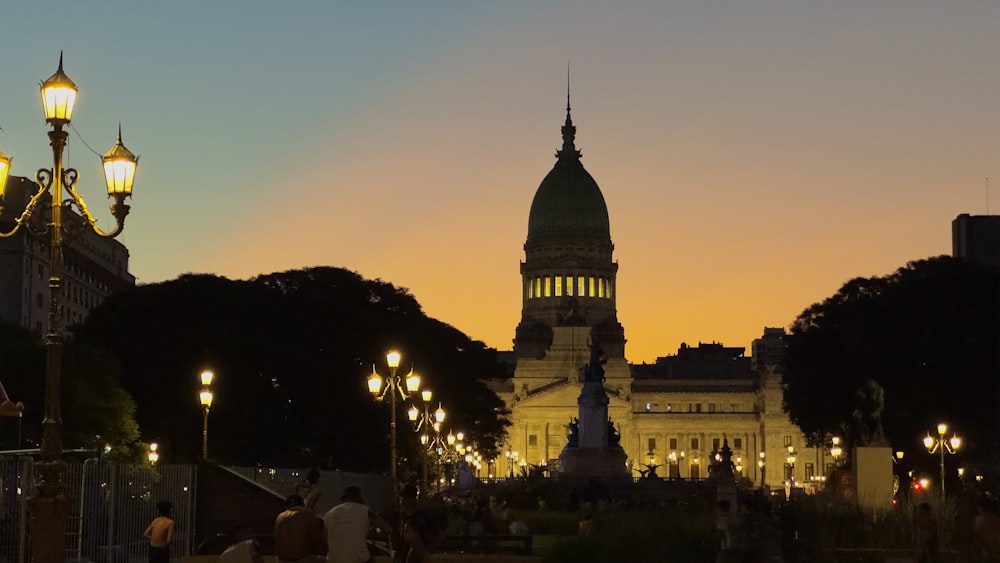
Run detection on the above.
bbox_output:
[2,1,997,363]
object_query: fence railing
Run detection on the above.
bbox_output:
[0,453,196,563]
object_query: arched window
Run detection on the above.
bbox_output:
[544,277,551,297]
[577,276,585,297]
[555,276,563,297]
[566,276,574,296]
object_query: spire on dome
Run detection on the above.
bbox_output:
[557,66,581,160]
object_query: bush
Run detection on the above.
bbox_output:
[545,509,715,563]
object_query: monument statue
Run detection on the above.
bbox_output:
[581,341,607,383]
[851,379,888,447]
[566,417,580,448]
[607,419,621,447]
[558,333,628,480]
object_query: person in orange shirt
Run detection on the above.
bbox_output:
[144,500,175,563]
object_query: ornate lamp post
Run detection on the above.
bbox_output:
[199,370,215,459]
[829,436,843,469]
[367,350,421,494]
[785,446,797,485]
[758,451,766,489]
[147,442,159,465]
[923,422,961,501]
[0,55,139,563]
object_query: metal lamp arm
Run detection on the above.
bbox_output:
[63,169,127,238]
[0,175,52,238]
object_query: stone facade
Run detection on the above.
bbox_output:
[0,175,134,332]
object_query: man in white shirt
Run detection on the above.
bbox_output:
[323,486,390,563]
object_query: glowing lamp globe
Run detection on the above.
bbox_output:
[102,126,138,198]
[0,150,10,198]
[405,369,421,393]
[40,55,78,125]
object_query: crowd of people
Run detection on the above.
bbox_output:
[144,475,447,563]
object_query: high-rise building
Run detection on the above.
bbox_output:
[488,102,810,488]
[0,175,134,332]
[952,213,1000,268]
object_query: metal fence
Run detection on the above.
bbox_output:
[0,453,196,563]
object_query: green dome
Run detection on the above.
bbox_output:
[525,108,611,249]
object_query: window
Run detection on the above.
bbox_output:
[566,276,574,296]
[731,403,738,412]
[36,293,43,308]
[669,438,677,450]
[712,438,720,451]
[528,435,537,446]
[691,438,700,450]
[544,277,551,297]
[688,403,694,412]
[555,276,563,297]
[783,436,792,447]
[709,403,717,413]
[805,463,815,481]
[608,281,613,299]
[534,278,541,297]
[526,279,532,299]
[597,278,604,298]
[577,276,585,296]
[696,404,703,413]
[589,277,596,297]
[647,438,656,452]
[734,438,742,450]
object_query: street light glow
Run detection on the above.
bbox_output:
[386,351,401,368]
[40,55,78,124]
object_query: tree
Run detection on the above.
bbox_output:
[74,267,509,471]
[783,256,1000,466]
[0,322,141,458]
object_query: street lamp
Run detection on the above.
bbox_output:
[923,422,961,502]
[786,446,797,484]
[367,350,421,494]
[148,442,159,465]
[199,370,214,459]
[758,451,766,488]
[830,436,843,466]
[0,55,139,563]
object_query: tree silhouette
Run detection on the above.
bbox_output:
[74,267,509,471]
[783,256,999,470]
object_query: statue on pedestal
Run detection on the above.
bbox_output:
[851,380,888,447]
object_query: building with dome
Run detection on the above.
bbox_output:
[489,101,818,489]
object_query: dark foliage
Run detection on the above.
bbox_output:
[73,267,509,471]
[0,322,140,457]
[784,256,1000,469]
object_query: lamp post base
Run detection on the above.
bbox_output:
[28,487,69,563]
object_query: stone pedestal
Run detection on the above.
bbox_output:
[853,446,893,510]
[559,377,628,480]
[559,446,629,480]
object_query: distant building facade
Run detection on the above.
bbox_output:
[952,213,1000,268]
[487,105,813,489]
[0,176,134,332]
